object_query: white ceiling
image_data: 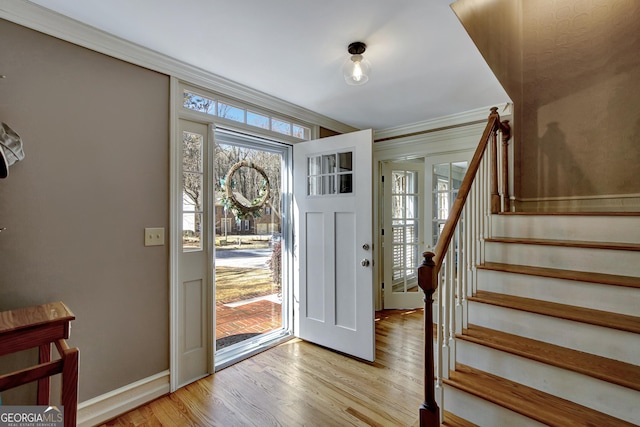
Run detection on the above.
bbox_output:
[28,0,508,131]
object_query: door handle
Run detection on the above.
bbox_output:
[361,259,370,267]
[362,243,370,250]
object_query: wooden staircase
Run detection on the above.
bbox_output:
[439,212,640,426]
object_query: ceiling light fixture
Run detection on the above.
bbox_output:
[343,42,371,86]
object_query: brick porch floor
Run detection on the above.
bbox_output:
[216,299,282,338]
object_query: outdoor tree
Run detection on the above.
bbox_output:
[182,131,203,243]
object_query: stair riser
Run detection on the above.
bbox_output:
[443,385,547,427]
[467,301,640,365]
[456,340,640,425]
[492,215,640,243]
[484,242,640,277]
[477,269,640,317]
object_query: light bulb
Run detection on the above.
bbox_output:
[352,59,364,82]
[343,53,370,85]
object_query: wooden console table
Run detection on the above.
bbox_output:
[0,302,78,427]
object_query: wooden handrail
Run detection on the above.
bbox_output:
[418,108,511,426]
[432,108,503,271]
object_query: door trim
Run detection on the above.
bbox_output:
[170,77,216,391]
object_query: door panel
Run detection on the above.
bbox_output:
[294,129,374,361]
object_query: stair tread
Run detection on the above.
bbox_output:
[499,211,640,216]
[444,364,637,427]
[485,236,640,251]
[469,290,640,334]
[497,211,640,216]
[478,262,640,288]
[442,411,477,427]
[459,324,640,391]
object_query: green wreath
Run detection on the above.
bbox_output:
[223,160,271,220]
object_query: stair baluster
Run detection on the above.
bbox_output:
[418,107,511,426]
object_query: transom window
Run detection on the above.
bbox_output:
[183,89,310,140]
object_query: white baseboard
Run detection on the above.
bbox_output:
[77,370,170,427]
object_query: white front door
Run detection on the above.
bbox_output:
[293,129,375,362]
[382,161,425,309]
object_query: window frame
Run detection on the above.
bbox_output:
[181,84,314,143]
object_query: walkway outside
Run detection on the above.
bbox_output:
[215,238,282,348]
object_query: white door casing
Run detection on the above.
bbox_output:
[293,129,375,362]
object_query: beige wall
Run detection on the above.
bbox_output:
[453,0,640,210]
[0,19,170,402]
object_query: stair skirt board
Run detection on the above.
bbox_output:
[476,269,639,317]
[484,242,640,277]
[467,301,640,365]
[456,339,640,425]
[443,385,547,427]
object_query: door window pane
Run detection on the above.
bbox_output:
[183,132,203,172]
[308,156,321,175]
[338,152,352,171]
[306,151,354,196]
[323,175,336,194]
[322,154,336,174]
[389,168,421,294]
[182,131,204,251]
[338,174,352,194]
[183,212,202,250]
[308,176,321,196]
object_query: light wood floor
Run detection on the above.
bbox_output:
[101,309,425,427]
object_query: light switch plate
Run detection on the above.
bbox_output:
[144,227,165,246]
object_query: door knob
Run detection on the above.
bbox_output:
[362,243,370,250]
[361,259,370,267]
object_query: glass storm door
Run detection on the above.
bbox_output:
[213,130,291,370]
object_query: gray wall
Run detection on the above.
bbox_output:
[452,0,640,208]
[518,0,640,201]
[0,19,170,401]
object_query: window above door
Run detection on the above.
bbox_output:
[181,85,312,141]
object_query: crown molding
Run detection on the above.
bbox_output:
[373,120,487,161]
[0,0,358,135]
[374,102,512,141]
